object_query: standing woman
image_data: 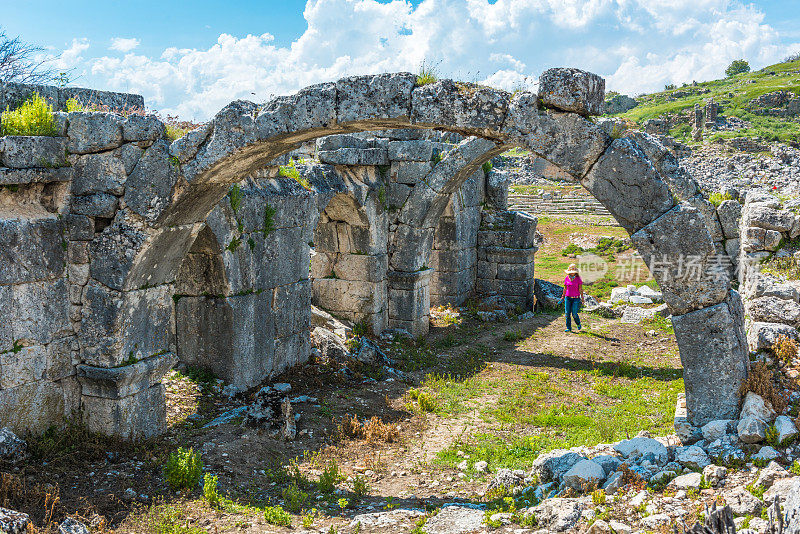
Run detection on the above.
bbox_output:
[561,263,585,332]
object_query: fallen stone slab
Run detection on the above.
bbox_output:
[423,504,485,534]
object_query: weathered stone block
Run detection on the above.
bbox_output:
[716,200,742,239]
[746,205,795,233]
[89,215,148,291]
[124,140,180,222]
[0,380,65,434]
[630,204,729,315]
[538,68,605,116]
[63,214,94,240]
[67,112,124,154]
[390,161,433,185]
[336,72,415,127]
[313,278,386,315]
[411,79,508,137]
[12,279,70,345]
[81,383,166,440]
[333,253,388,283]
[388,140,433,161]
[671,291,749,425]
[742,226,766,252]
[71,193,118,218]
[747,296,800,326]
[273,280,311,339]
[72,152,127,196]
[0,136,67,168]
[0,218,65,284]
[121,114,164,143]
[76,352,176,399]
[274,331,310,373]
[583,137,675,233]
[318,148,388,166]
[0,167,71,185]
[0,344,48,389]
[747,321,800,351]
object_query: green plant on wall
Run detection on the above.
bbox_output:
[1,92,58,136]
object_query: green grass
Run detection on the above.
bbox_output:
[417,61,438,86]
[1,92,58,136]
[613,58,800,144]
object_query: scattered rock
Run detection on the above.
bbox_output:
[740,392,776,423]
[563,459,606,490]
[423,505,484,534]
[754,461,789,489]
[701,419,734,441]
[58,518,90,534]
[702,464,728,487]
[350,508,425,529]
[723,486,763,516]
[737,416,767,443]
[531,450,585,483]
[530,498,584,532]
[676,445,711,470]
[752,446,780,462]
[613,437,668,465]
[671,472,702,490]
[775,415,799,446]
[0,429,26,464]
[0,508,29,534]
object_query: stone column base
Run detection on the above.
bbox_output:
[77,352,176,440]
[388,269,433,337]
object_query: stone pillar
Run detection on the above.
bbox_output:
[704,99,718,128]
[388,269,433,336]
[77,352,176,439]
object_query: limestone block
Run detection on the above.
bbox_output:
[121,114,165,143]
[47,337,76,382]
[389,225,435,271]
[11,279,70,345]
[386,182,412,209]
[623,131,698,202]
[538,68,605,116]
[671,292,749,425]
[0,136,68,168]
[318,148,388,166]
[477,260,497,280]
[254,226,310,288]
[411,78,508,137]
[390,160,432,185]
[67,112,124,154]
[512,211,538,248]
[747,296,800,326]
[717,200,742,239]
[747,321,800,351]
[742,227,766,252]
[497,262,535,281]
[744,273,799,301]
[273,280,311,339]
[88,215,149,291]
[0,218,65,284]
[333,253,388,283]
[502,91,610,178]
[388,140,433,161]
[316,134,372,152]
[81,383,166,440]
[583,137,675,233]
[313,278,386,315]
[0,380,65,434]
[746,205,795,233]
[64,214,93,240]
[740,391,776,422]
[274,331,310,374]
[336,72,415,127]
[764,229,782,251]
[169,123,211,163]
[0,167,72,185]
[724,238,739,261]
[76,352,177,399]
[685,195,724,242]
[124,140,180,222]
[630,204,728,315]
[67,241,89,264]
[0,344,48,389]
[71,152,127,196]
[70,193,118,218]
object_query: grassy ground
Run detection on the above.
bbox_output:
[612,58,800,145]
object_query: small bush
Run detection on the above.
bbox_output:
[502,329,524,342]
[764,424,779,447]
[279,160,312,190]
[790,461,800,475]
[363,416,400,444]
[65,98,83,112]
[482,160,493,175]
[1,93,58,136]
[773,334,798,364]
[709,192,734,207]
[408,388,438,413]
[202,474,220,507]
[417,61,438,86]
[163,447,203,492]
[591,489,606,505]
[562,243,584,256]
[739,360,787,414]
[282,482,308,513]
[318,461,342,494]
[264,505,292,526]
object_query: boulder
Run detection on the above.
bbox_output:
[737,416,767,443]
[310,326,349,364]
[613,437,669,465]
[782,478,800,532]
[0,428,26,464]
[530,498,584,532]
[671,472,702,489]
[563,459,606,490]
[740,392,776,423]
[676,445,710,470]
[534,279,563,309]
[701,420,734,441]
[628,295,653,304]
[754,461,789,489]
[747,321,800,351]
[775,415,799,445]
[609,287,630,304]
[751,446,780,463]
[531,449,585,483]
[702,465,728,487]
[747,296,800,326]
[58,518,90,534]
[422,505,484,534]
[717,200,742,239]
[637,285,663,302]
[723,487,763,516]
[591,455,622,476]
[0,508,29,534]
[602,471,623,494]
[538,68,605,116]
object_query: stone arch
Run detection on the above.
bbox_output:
[94,70,745,434]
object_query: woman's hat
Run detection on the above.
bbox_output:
[565,264,579,275]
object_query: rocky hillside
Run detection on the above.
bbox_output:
[606,57,800,146]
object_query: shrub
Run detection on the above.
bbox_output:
[725,59,751,77]
[263,505,292,526]
[417,61,438,86]
[739,360,787,413]
[502,329,524,342]
[591,489,606,505]
[318,461,342,494]
[773,334,798,364]
[562,243,584,256]
[202,474,220,507]
[362,416,400,444]
[279,160,312,190]
[351,475,369,501]
[482,160,493,175]
[65,97,83,112]
[1,93,58,136]
[282,482,308,513]
[163,447,203,491]
[709,192,734,207]
[407,388,438,413]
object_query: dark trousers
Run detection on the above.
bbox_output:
[565,296,581,330]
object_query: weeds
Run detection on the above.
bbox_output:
[773,334,798,364]
[407,388,439,413]
[417,61,438,86]
[279,160,312,189]
[264,505,292,526]
[202,474,220,507]
[318,461,342,494]
[163,447,203,492]
[282,482,308,513]
[709,192,735,207]
[2,93,58,136]
[739,360,787,413]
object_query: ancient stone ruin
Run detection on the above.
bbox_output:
[0,68,748,440]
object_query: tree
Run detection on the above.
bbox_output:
[0,27,61,84]
[725,59,750,77]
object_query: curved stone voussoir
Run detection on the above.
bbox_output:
[126,223,204,290]
[180,100,259,184]
[336,73,416,128]
[671,290,749,426]
[411,79,509,138]
[502,91,610,178]
[630,203,729,316]
[538,67,605,116]
[624,131,699,201]
[389,224,436,272]
[255,81,338,143]
[169,123,212,164]
[125,139,180,223]
[582,137,675,233]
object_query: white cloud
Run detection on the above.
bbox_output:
[58,0,799,120]
[52,38,89,70]
[109,37,141,53]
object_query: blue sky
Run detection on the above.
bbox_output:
[4,0,799,120]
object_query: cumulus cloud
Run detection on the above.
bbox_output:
[62,0,799,120]
[109,37,141,53]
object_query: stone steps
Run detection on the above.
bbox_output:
[508,193,612,217]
